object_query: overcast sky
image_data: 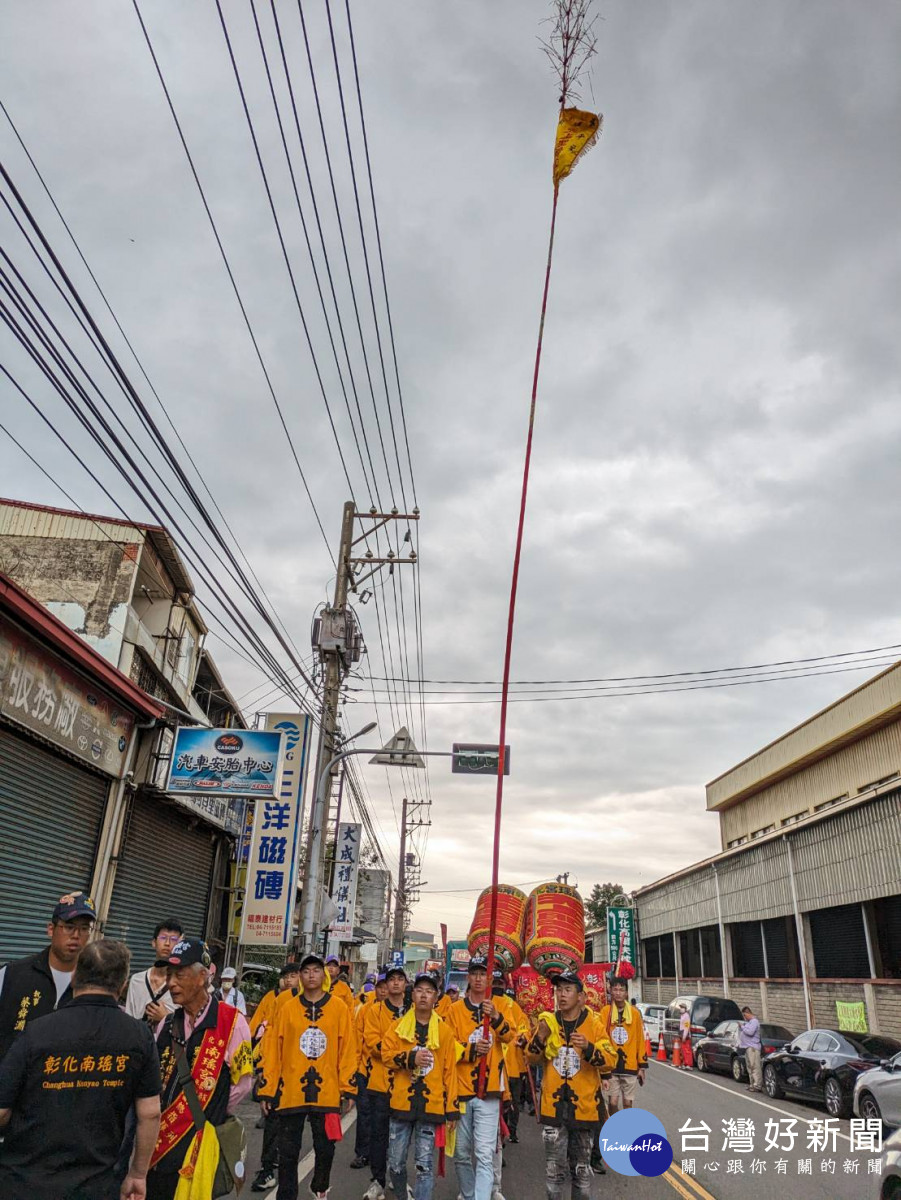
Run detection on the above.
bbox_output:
[2,1,900,941]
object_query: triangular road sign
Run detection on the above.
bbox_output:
[370,726,425,768]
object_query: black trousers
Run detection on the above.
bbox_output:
[278,1112,333,1199]
[145,1170,179,1200]
[261,1107,280,1171]
[354,1081,372,1159]
[506,1076,523,1136]
[366,1088,391,1185]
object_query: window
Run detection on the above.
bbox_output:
[750,824,776,839]
[809,903,870,978]
[762,915,802,978]
[874,894,901,978]
[642,937,661,977]
[727,835,748,848]
[813,794,848,813]
[811,1033,839,1053]
[791,1032,815,1052]
[731,921,766,978]
[780,810,809,827]
[856,773,898,794]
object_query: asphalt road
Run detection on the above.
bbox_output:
[236,1061,884,1199]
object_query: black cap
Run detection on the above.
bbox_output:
[52,893,97,923]
[551,970,583,991]
[413,972,439,991]
[158,937,212,969]
[385,964,407,981]
[280,961,302,977]
[467,955,488,972]
[300,954,325,970]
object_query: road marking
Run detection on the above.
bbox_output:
[652,1062,852,1142]
[264,1108,357,1198]
[663,1166,705,1199]
[669,1162,718,1199]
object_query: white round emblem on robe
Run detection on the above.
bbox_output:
[300,1027,328,1059]
[468,1027,493,1048]
[553,1046,581,1078]
[612,1025,629,1046]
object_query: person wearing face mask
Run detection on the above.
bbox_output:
[217,967,247,1015]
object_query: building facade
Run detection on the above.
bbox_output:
[635,663,901,1037]
[0,500,247,970]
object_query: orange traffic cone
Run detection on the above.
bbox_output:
[645,1033,652,1059]
[682,1038,694,1070]
[656,1033,667,1061]
[672,1037,682,1068]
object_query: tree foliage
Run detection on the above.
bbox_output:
[584,881,625,928]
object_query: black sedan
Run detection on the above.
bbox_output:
[763,1028,901,1118]
[695,1019,793,1081]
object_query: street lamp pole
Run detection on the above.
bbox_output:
[299,745,453,951]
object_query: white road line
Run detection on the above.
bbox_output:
[652,1062,852,1143]
[264,1107,358,1198]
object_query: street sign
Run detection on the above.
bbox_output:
[607,906,636,967]
[389,949,405,968]
[452,743,511,775]
[327,822,362,940]
[370,726,425,768]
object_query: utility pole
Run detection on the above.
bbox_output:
[392,795,431,951]
[300,501,420,952]
[392,796,409,951]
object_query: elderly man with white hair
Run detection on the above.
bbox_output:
[146,938,253,1200]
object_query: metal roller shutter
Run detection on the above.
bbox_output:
[105,794,216,969]
[0,724,108,963]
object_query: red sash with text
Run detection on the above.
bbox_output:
[150,1001,238,1169]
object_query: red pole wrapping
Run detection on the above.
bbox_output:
[478,183,560,1096]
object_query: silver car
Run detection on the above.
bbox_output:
[874,1125,901,1198]
[855,1050,901,1128]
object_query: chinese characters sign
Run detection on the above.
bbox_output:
[0,614,135,777]
[166,727,284,797]
[607,906,636,966]
[239,714,312,946]
[328,822,362,940]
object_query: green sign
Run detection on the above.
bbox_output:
[836,1001,868,1033]
[607,906,636,966]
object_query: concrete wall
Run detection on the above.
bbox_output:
[0,533,139,665]
[645,976,901,1039]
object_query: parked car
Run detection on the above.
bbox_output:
[635,1002,667,1043]
[763,1029,901,1118]
[854,1050,901,1129]
[662,995,744,1054]
[875,1125,901,1199]
[695,1019,794,1080]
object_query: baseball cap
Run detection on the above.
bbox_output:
[325,955,340,966]
[375,970,388,983]
[468,955,488,972]
[551,970,583,991]
[159,937,212,969]
[300,954,325,970]
[221,967,237,980]
[445,983,460,993]
[52,893,97,923]
[280,961,302,977]
[413,972,438,991]
[385,964,407,981]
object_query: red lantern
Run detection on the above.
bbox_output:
[523,882,585,976]
[468,884,528,973]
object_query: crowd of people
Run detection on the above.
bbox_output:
[0,892,651,1200]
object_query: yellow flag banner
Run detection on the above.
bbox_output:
[552,107,601,186]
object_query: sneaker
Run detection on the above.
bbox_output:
[311,1192,329,1200]
[363,1185,385,1200]
[350,1157,369,1170]
[252,1169,276,1191]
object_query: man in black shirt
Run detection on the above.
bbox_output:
[0,891,96,1062]
[0,938,161,1200]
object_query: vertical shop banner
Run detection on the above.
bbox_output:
[607,906,636,966]
[239,714,313,946]
[328,822,362,940]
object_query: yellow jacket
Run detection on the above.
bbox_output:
[381,1011,460,1124]
[362,999,410,1093]
[527,1008,617,1128]
[249,988,278,1041]
[330,977,356,1013]
[443,996,515,1101]
[597,1002,648,1075]
[495,994,530,1079]
[258,990,357,1114]
[435,994,456,1020]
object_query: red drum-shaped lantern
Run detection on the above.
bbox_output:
[467,884,528,973]
[524,882,585,976]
